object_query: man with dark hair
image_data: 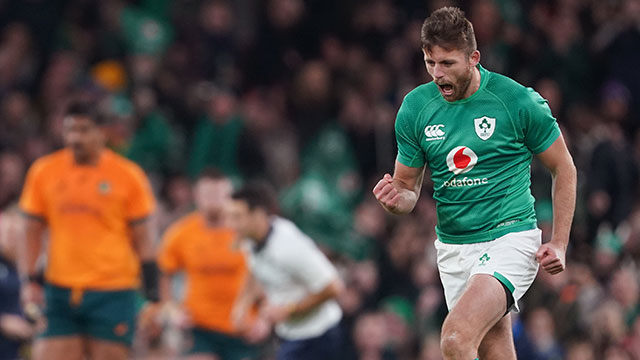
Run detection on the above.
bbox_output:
[19,100,159,360]
[158,169,260,360]
[373,7,576,360]
[227,182,344,360]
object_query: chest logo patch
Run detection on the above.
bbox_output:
[98,181,111,195]
[474,116,496,140]
[425,124,445,141]
[446,146,478,174]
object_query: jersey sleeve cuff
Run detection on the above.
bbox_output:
[396,154,426,168]
[19,209,46,222]
[531,128,561,154]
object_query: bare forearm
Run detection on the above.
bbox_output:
[19,219,45,277]
[159,274,173,303]
[382,188,419,215]
[550,162,577,250]
[131,219,155,261]
[291,279,343,316]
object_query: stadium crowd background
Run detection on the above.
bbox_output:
[0,0,639,359]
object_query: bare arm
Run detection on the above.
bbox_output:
[232,274,263,329]
[18,216,46,310]
[372,160,426,215]
[130,218,155,262]
[535,134,577,274]
[18,216,46,281]
[159,273,173,303]
[262,277,344,324]
[289,278,344,317]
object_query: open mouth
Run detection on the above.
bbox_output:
[437,83,454,97]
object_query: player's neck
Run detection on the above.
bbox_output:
[72,148,102,166]
[203,214,224,228]
[461,66,481,100]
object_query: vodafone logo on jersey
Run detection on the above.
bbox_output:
[446,146,478,174]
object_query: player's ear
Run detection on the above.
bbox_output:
[469,50,480,67]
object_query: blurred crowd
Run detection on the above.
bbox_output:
[0,0,640,359]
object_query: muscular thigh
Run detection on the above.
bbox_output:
[87,338,130,360]
[442,274,507,347]
[33,336,84,360]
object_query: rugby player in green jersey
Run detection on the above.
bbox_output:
[373,7,576,360]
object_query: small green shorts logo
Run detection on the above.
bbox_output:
[479,253,490,266]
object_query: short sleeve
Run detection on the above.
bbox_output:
[125,164,156,221]
[19,160,47,218]
[281,235,337,293]
[395,99,426,168]
[522,88,561,154]
[158,224,183,273]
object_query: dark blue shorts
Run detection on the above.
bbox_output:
[276,324,342,360]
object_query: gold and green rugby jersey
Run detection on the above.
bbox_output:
[395,65,560,244]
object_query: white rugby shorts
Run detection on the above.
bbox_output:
[434,228,542,312]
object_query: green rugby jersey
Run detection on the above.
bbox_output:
[396,65,560,244]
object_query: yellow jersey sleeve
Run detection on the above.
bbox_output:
[18,160,47,218]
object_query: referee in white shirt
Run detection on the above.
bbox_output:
[226,183,344,360]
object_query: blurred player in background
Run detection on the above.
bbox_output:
[158,169,261,360]
[18,101,159,360]
[373,7,576,360]
[0,209,35,359]
[227,182,344,360]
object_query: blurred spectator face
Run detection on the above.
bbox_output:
[208,90,237,122]
[338,286,363,315]
[352,260,379,294]
[62,115,103,163]
[423,46,479,102]
[609,266,639,309]
[293,61,331,107]
[0,23,32,86]
[353,199,386,238]
[566,341,595,360]
[526,307,557,350]
[268,0,304,29]
[194,177,232,222]
[470,0,501,44]
[166,175,193,210]
[353,312,387,355]
[133,86,157,117]
[604,346,632,360]
[363,62,390,102]
[1,91,31,128]
[535,78,563,115]
[416,286,443,318]
[420,334,443,360]
[321,36,345,70]
[225,199,265,240]
[591,300,627,346]
[549,14,580,53]
[200,0,234,35]
[41,52,79,111]
[129,54,159,85]
[0,151,25,208]
[601,81,631,123]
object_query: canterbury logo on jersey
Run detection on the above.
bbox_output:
[424,124,445,141]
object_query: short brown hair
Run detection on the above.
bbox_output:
[421,7,477,55]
